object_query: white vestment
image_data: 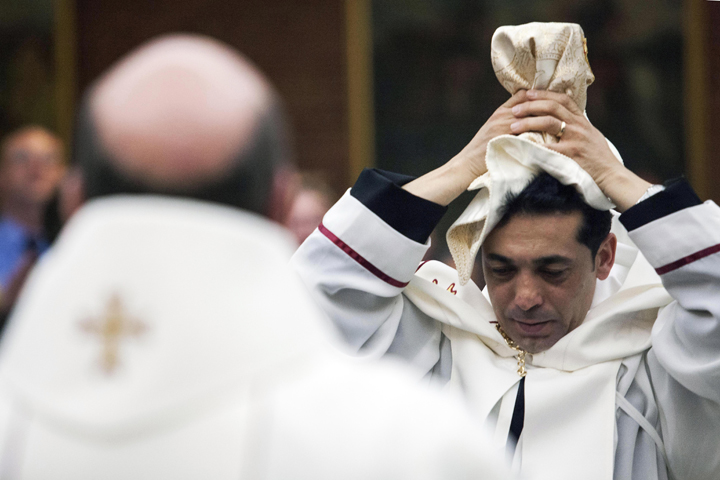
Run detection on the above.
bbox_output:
[0,196,514,480]
[293,21,720,480]
[292,179,720,480]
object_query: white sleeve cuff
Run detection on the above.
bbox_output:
[320,191,431,286]
[628,201,720,270]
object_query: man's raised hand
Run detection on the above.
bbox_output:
[403,90,529,206]
[510,90,651,212]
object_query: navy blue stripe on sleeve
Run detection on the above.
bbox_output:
[350,168,448,244]
[620,178,702,232]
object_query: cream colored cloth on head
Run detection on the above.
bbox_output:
[492,22,594,144]
[447,22,616,285]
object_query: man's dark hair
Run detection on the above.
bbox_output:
[497,172,612,260]
[71,93,291,216]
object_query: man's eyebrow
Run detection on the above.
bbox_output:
[486,253,514,264]
[533,255,573,266]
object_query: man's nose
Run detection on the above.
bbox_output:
[514,273,543,311]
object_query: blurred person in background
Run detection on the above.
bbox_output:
[285,172,338,245]
[0,34,514,479]
[0,126,64,316]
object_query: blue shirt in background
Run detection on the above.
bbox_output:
[0,218,49,290]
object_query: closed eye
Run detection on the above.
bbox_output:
[539,268,567,280]
[490,266,516,277]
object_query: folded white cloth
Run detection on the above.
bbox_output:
[447,22,617,285]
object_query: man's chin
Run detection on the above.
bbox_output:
[516,338,553,354]
[503,323,561,354]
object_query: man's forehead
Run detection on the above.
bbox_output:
[483,211,586,260]
[2,129,61,159]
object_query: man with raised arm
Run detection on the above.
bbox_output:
[293,24,720,480]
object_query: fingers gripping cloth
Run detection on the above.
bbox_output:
[446,22,619,285]
[493,22,594,144]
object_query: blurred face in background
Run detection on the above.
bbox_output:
[285,188,333,245]
[0,128,65,208]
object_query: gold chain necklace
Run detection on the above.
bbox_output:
[495,324,527,377]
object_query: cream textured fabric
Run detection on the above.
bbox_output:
[447,22,612,285]
[493,22,594,144]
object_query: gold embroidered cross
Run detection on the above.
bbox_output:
[79,294,147,374]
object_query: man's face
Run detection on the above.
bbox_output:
[0,129,65,207]
[482,212,613,354]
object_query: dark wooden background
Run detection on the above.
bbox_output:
[75,0,351,193]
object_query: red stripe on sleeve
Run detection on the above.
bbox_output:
[318,223,409,288]
[655,243,720,275]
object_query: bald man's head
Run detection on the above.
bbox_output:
[74,34,293,216]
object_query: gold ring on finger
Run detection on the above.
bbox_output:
[556,121,567,139]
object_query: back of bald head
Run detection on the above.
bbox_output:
[74,34,292,216]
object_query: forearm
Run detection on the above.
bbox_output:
[595,165,651,213]
[404,90,528,206]
[402,152,486,207]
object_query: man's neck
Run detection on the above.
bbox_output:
[2,199,44,235]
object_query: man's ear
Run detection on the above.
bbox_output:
[595,233,617,280]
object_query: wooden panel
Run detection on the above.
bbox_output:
[53,0,77,148]
[685,0,720,203]
[345,0,375,185]
[706,1,720,202]
[74,0,351,192]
